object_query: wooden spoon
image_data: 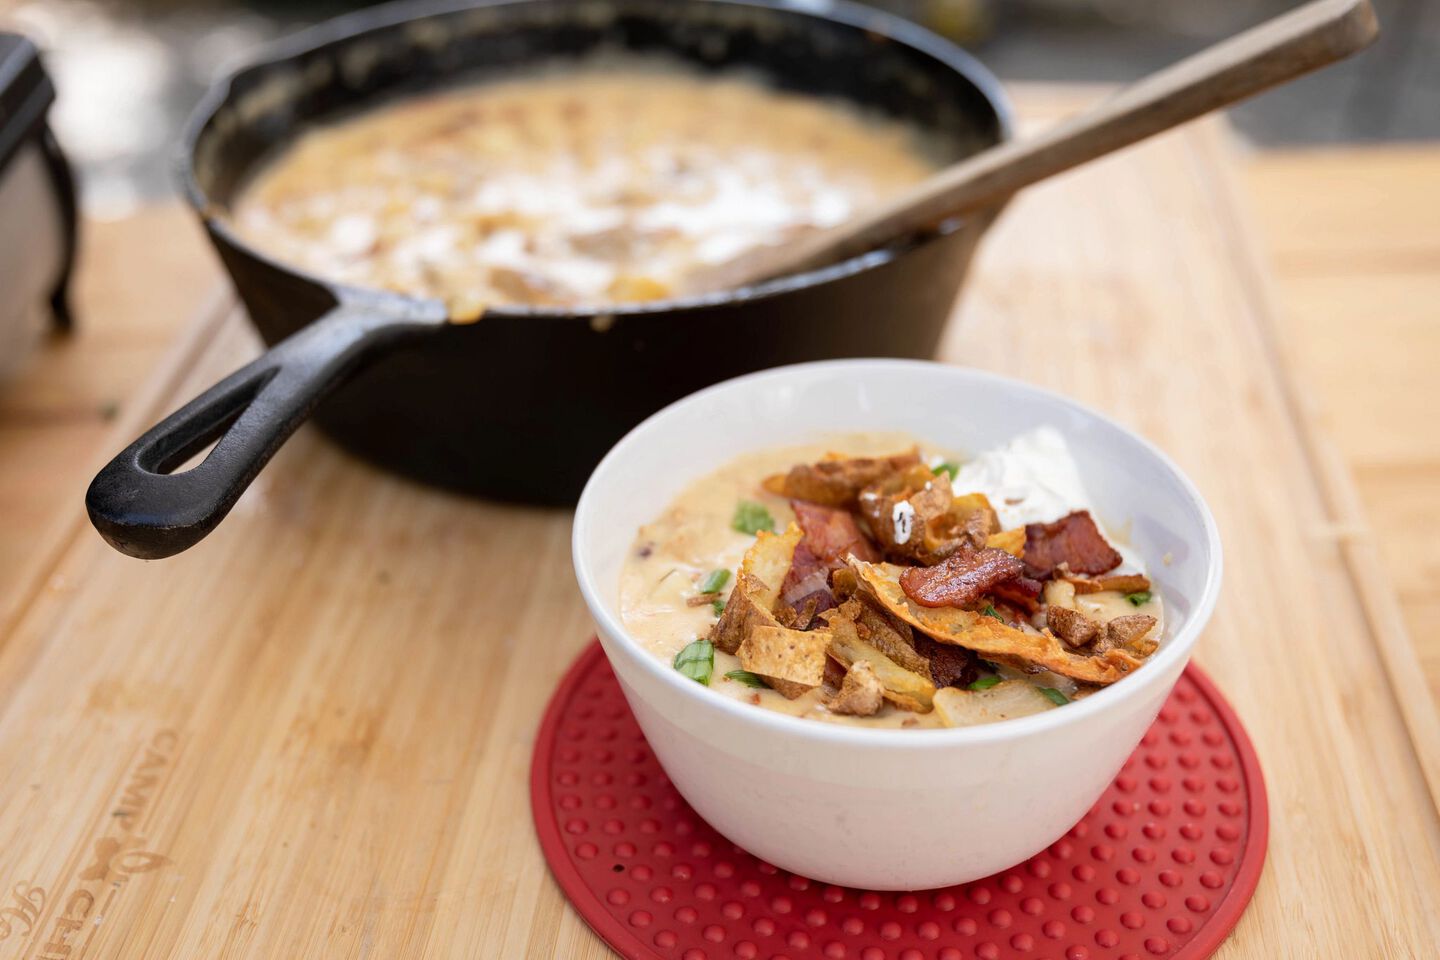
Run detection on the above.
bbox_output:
[685,0,1378,296]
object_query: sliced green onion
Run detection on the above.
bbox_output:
[699,568,732,594]
[731,500,775,535]
[982,605,1005,622]
[1039,687,1070,706]
[673,639,714,686]
[935,461,960,480]
[1125,590,1153,607]
[968,675,1002,691]
[711,598,726,617]
[724,670,767,689]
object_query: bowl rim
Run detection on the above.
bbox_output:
[176,0,1014,323]
[573,358,1225,749]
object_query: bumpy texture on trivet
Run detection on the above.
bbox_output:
[532,641,1267,960]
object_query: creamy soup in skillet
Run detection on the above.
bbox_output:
[231,63,940,313]
[621,428,1164,729]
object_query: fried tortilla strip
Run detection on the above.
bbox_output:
[849,559,1146,685]
[738,625,831,700]
[828,632,936,712]
[1064,573,1152,595]
[899,548,1025,608]
[829,660,884,717]
[762,450,920,508]
[1023,510,1123,579]
[709,524,803,654]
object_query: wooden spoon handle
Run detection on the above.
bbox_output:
[690,0,1378,295]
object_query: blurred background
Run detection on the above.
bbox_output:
[1,0,1434,217]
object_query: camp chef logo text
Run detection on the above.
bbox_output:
[0,729,177,959]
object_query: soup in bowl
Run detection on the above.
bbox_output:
[573,360,1222,889]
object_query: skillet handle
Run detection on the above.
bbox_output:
[86,300,445,559]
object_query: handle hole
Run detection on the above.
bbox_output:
[139,373,271,475]
[167,434,224,475]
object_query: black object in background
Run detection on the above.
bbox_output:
[0,32,78,372]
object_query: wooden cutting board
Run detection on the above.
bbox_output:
[0,99,1437,959]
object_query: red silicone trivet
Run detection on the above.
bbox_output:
[532,641,1267,960]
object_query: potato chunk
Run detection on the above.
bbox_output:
[709,523,802,654]
[827,633,936,712]
[933,682,1056,728]
[829,661,884,717]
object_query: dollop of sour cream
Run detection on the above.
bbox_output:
[891,500,916,544]
[953,426,1095,531]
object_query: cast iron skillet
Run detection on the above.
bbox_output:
[86,0,1012,560]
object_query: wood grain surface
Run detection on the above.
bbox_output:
[0,97,1436,958]
[1243,146,1440,710]
[0,209,222,627]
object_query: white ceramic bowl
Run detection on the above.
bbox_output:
[572,360,1222,890]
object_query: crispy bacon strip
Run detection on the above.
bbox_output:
[849,559,1147,685]
[778,542,835,628]
[899,548,1025,608]
[991,575,1043,613]
[777,502,880,628]
[913,635,980,689]
[791,500,880,564]
[776,592,824,631]
[1023,511,1123,579]
[763,451,920,508]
